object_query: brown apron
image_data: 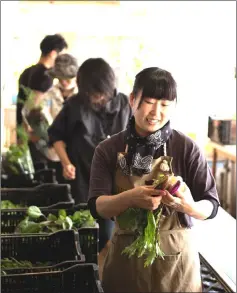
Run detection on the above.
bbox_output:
[102,151,202,293]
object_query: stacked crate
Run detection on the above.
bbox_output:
[1,183,102,293]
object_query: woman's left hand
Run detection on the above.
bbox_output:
[162,182,195,213]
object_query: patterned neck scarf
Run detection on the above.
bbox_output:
[118,116,171,176]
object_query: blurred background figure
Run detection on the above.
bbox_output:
[48,57,132,252]
[16,34,68,169]
[46,53,79,119]
[43,53,79,182]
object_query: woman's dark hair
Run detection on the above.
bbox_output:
[132,67,177,106]
[77,58,115,98]
[40,34,68,56]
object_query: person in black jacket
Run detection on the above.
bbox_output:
[48,57,132,251]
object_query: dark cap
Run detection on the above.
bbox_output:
[48,53,78,79]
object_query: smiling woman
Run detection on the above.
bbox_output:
[134,98,175,137]
[88,66,220,293]
[130,68,177,137]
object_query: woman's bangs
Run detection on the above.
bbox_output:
[141,79,175,101]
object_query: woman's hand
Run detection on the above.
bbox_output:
[162,182,195,213]
[128,186,166,211]
[63,163,76,180]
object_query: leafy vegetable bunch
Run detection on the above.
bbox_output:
[117,173,182,267]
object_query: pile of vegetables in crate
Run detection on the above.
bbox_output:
[117,159,183,267]
[14,206,97,234]
[1,258,51,273]
[1,206,97,274]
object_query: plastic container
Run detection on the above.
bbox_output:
[1,263,103,293]
[1,183,74,210]
[1,260,83,275]
[1,204,99,264]
[1,230,85,263]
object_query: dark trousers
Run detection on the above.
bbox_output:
[97,218,115,252]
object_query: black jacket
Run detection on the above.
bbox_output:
[48,92,132,203]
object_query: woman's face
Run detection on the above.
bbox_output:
[130,92,176,137]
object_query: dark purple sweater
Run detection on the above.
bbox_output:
[88,129,220,227]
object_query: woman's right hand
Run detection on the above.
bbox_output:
[63,163,76,180]
[127,186,165,210]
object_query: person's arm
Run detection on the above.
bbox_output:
[53,140,75,180]
[95,193,132,219]
[162,184,214,220]
[53,141,70,166]
[48,104,75,180]
[88,143,165,220]
[187,199,214,220]
[162,140,220,220]
[96,186,164,219]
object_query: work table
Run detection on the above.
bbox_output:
[193,207,236,292]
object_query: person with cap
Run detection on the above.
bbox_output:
[16,34,68,168]
[48,57,132,256]
[46,53,79,119]
[41,53,79,182]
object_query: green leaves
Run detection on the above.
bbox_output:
[120,206,165,267]
[1,200,25,209]
[14,206,96,234]
[70,210,96,229]
[1,258,52,274]
[15,217,42,234]
[27,206,43,219]
[47,213,57,221]
[117,208,140,231]
[58,209,67,219]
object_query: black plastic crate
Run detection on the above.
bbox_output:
[1,174,39,188]
[77,226,99,264]
[1,168,57,188]
[34,168,57,184]
[1,183,74,209]
[1,263,103,293]
[1,204,99,264]
[48,203,99,264]
[1,230,85,263]
[1,210,28,234]
[1,260,84,275]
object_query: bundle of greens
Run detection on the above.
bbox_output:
[2,126,34,176]
[15,206,97,234]
[117,173,181,267]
